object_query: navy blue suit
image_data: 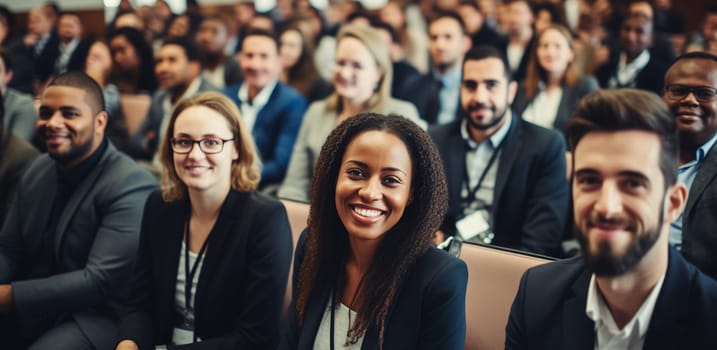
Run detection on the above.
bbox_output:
[506,246,717,349]
[224,82,307,186]
[282,234,467,350]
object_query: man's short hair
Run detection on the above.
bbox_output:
[241,28,279,52]
[370,19,399,44]
[567,89,678,187]
[47,71,105,115]
[428,10,468,36]
[463,45,512,81]
[161,37,201,62]
[0,46,12,71]
[666,51,717,73]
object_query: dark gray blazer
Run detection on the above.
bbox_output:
[682,145,717,279]
[124,78,219,160]
[512,76,599,135]
[2,88,38,142]
[506,246,717,349]
[0,142,157,348]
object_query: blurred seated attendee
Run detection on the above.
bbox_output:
[370,19,422,99]
[278,25,332,104]
[85,40,124,148]
[513,25,599,135]
[224,29,307,190]
[596,12,667,95]
[457,0,505,50]
[115,92,292,350]
[125,38,218,162]
[281,113,467,349]
[0,90,39,226]
[108,27,158,95]
[378,0,429,73]
[53,13,92,76]
[0,48,38,142]
[686,6,717,56]
[196,15,241,89]
[166,14,200,41]
[278,25,424,203]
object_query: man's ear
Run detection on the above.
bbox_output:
[95,110,108,136]
[666,182,687,223]
[507,80,518,104]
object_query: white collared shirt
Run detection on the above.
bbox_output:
[237,80,277,132]
[522,85,563,129]
[459,114,513,221]
[202,66,226,89]
[586,273,666,350]
[612,50,651,88]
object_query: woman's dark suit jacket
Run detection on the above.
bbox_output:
[512,76,599,134]
[117,189,293,349]
[282,234,468,350]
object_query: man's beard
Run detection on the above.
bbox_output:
[575,195,665,277]
[464,102,508,131]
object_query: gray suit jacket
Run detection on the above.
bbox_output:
[0,142,157,348]
[682,145,717,279]
[124,78,219,160]
[2,88,38,142]
[512,76,599,135]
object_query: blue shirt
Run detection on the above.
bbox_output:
[669,133,717,249]
[434,67,462,125]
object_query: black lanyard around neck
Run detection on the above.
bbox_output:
[183,213,211,323]
[462,139,505,204]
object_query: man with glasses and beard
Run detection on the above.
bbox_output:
[506,89,717,350]
[429,45,569,257]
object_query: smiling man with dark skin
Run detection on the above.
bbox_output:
[0,71,156,350]
[662,51,717,279]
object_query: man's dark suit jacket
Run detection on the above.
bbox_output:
[281,234,468,350]
[118,190,293,349]
[224,81,307,186]
[506,246,717,349]
[0,142,157,348]
[429,116,569,257]
[595,50,668,95]
[396,72,460,125]
[124,78,219,160]
[682,145,717,279]
[512,76,600,135]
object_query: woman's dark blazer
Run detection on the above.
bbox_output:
[512,76,599,134]
[282,233,468,350]
[117,189,293,349]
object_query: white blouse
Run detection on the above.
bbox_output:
[522,87,563,129]
[313,298,364,350]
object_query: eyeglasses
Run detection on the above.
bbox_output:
[664,85,717,103]
[170,137,234,154]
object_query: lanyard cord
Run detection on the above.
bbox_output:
[461,139,505,205]
[183,212,211,341]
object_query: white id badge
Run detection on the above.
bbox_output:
[172,327,195,345]
[456,210,490,241]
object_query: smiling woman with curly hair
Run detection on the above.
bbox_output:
[282,112,467,349]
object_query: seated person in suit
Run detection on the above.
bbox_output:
[397,12,471,125]
[224,29,308,189]
[125,38,219,161]
[0,89,39,226]
[196,15,241,89]
[115,92,292,350]
[506,89,717,349]
[596,13,667,95]
[53,13,91,76]
[0,47,38,142]
[370,20,422,101]
[429,46,569,257]
[278,25,424,203]
[282,113,467,349]
[662,51,717,279]
[513,24,599,135]
[0,71,157,350]
[107,27,158,95]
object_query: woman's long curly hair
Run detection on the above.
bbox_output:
[295,112,448,347]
